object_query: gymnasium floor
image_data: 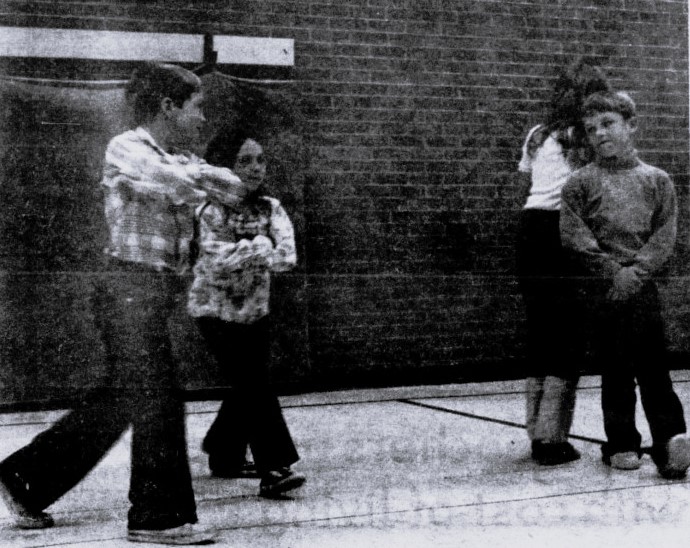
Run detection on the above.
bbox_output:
[2,372,690,547]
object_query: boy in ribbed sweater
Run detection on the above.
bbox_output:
[560,91,690,478]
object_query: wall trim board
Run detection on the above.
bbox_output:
[0,26,294,66]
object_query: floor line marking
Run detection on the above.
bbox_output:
[398,398,605,445]
[3,377,690,427]
[34,479,689,546]
[204,479,690,532]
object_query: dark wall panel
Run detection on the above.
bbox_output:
[0,0,687,405]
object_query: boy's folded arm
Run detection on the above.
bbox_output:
[105,137,202,199]
[105,136,244,207]
[559,186,622,281]
[195,164,246,207]
[153,160,244,207]
[632,176,678,278]
[632,221,676,279]
[104,171,206,205]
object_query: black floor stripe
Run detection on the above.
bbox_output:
[399,398,606,445]
[3,377,690,428]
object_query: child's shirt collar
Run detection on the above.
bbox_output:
[133,126,166,156]
[595,149,640,171]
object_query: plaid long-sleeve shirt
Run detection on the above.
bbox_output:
[101,127,244,273]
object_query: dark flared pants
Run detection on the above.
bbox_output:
[0,268,197,530]
[197,316,299,473]
[592,282,686,460]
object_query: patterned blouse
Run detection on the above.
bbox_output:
[187,195,296,324]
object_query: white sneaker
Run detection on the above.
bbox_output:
[127,523,217,545]
[609,451,641,470]
[660,433,690,479]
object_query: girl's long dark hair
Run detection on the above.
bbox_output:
[205,127,255,169]
[205,127,269,207]
[546,60,611,130]
[528,59,612,163]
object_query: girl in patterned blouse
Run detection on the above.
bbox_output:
[188,129,305,499]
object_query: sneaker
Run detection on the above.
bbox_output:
[259,468,306,499]
[531,441,581,466]
[607,451,642,470]
[127,523,216,545]
[0,473,54,529]
[209,456,259,479]
[659,433,690,479]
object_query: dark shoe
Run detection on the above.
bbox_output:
[209,456,259,479]
[658,433,690,480]
[531,441,581,466]
[531,440,545,458]
[259,468,306,499]
[0,473,54,529]
[127,523,216,545]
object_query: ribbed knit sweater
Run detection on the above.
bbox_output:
[559,150,677,281]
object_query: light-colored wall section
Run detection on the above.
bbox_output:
[215,35,294,66]
[0,27,294,66]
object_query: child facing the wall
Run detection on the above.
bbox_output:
[516,60,611,465]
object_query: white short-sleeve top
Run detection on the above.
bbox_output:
[518,124,575,211]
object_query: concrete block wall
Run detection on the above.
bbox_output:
[0,0,687,402]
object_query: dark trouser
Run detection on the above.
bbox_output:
[0,267,197,530]
[592,281,686,461]
[516,210,581,443]
[516,209,582,378]
[198,316,299,474]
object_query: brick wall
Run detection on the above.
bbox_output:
[0,0,687,402]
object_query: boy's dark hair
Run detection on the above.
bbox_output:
[126,62,201,126]
[582,91,637,120]
[205,127,259,169]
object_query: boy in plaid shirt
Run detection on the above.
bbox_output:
[0,63,246,545]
